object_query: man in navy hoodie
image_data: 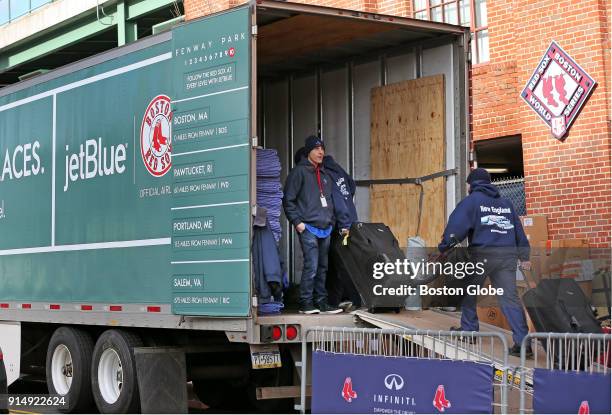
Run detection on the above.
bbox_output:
[284,136,342,315]
[323,155,362,310]
[439,168,532,357]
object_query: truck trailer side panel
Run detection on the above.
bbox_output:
[0,7,253,321]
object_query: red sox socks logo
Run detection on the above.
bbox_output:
[578,400,590,414]
[433,384,451,412]
[341,377,357,403]
[140,95,172,177]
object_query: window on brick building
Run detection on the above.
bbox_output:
[413,0,489,64]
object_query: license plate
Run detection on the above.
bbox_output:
[250,344,282,369]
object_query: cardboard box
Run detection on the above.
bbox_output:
[578,281,593,300]
[532,239,590,278]
[477,306,511,331]
[516,281,537,332]
[520,215,548,245]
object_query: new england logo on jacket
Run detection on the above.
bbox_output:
[479,206,514,234]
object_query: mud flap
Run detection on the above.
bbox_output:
[134,347,187,413]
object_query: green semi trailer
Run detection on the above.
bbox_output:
[0,1,470,412]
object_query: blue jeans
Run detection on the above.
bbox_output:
[298,230,330,307]
[460,256,529,346]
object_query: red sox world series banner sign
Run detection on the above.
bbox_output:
[521,41,596,140]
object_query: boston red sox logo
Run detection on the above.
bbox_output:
[140,95,172,177]
[341,377,357,403]
[578,400,590,414]
[433,384,452,412]
[521,41,596,140]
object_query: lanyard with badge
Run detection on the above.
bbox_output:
[315,165,328,207]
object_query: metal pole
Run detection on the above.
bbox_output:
[299,332,308,413]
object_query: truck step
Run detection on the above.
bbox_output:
[256,385,312,400]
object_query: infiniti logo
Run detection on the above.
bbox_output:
[384,374,404,391]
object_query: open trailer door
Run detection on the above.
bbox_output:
[170,5,255,317]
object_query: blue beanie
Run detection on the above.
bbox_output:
[304,135,325,155]
[466,168,491,184]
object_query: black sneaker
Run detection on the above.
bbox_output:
[317,302,343,314]
[509,344,533,359]
[299,304,320,314]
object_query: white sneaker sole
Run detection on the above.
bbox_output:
[299,309,320,314]
[320,309,343,314]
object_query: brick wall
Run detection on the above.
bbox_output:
[472,0,520,141]
[184,0,412,20]
[514,0,611,247]
[184,0,611,247]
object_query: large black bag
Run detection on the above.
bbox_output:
[522,278,601,333]
[331,222,406,312]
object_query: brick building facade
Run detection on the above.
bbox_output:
[185,0,611,247]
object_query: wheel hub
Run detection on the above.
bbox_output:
[98,348,123,404]
[51,344,73,396]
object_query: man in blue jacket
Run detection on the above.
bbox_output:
[283,136,342,315]
[439,168,532,357]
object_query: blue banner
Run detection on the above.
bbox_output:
[534,369,611,414]
[312,351,494,414]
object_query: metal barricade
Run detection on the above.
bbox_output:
[298,326,509,414]
[519,332,611,414]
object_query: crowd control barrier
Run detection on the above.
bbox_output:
[298,326,509,414]
[519,332,611,414]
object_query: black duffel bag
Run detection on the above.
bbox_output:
[330,222,406,312]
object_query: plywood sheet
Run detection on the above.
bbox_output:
[369,75,445,247]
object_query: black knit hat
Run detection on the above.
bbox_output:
[466,168,491,184]
[304,135,325,155]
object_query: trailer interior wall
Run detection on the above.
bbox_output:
[256,3,470,283]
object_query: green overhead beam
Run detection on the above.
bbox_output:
[117,0,138,46]
[127,0,179,20]
[0,0,178,72]
[0,13,117,72]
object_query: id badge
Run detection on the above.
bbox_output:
[320,195,328,207]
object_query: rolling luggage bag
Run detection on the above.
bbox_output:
[521,277,601,334]
[330,222,405,312]
[521,273,602,367]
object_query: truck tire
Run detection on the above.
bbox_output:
[91,330,142,414]
[45,326,94,413]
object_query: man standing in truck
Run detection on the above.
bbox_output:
[438,168,532,357]
[283,136,342,315]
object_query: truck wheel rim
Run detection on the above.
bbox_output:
[98,348,123,404]
[51,344,73,395]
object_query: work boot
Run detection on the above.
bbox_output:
[299,304,320,315]
[509,344,533,359]
[450,326,477,344]
[338,301,353,312]
[317,302,343,314]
